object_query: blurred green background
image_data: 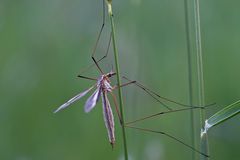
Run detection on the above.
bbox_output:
[0,0,239,160]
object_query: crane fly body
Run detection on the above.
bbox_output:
[54,71,118,147]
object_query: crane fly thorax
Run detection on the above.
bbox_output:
[97,74,113,92]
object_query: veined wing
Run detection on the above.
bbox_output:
[54,85,95,113]
[102,91,115,146]
[84,87,101,113]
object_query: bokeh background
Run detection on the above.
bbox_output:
[0,0,239,160]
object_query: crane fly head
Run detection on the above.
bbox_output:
[103,71,116,82]
[107,71,116,78]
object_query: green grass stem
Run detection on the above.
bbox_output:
[184,0,196,159]
[193,0,209,159]
[106,1,128,159]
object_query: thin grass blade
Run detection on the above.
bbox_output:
[201,100,240,137]
[106,0,129,158]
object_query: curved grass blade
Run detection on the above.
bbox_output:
[201,100,240,137]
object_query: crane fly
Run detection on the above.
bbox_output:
[54,0,215,157]
[54,71,120,147]
[54,67,213,157]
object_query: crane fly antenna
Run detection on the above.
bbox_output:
[125,125,209,158]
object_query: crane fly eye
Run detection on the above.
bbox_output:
[112,72,116,76]
[108,72,116,78]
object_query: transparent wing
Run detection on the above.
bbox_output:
[54,85,95,113]
[84,87,101,113]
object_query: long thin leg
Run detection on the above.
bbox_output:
[77,75,97,81]
[125,125,209,158]
[113,80,136,89]
[78,0,108,77]
[122,76,215,109]
[91,0,105,59]
[97,32,112,64]
[91,31,112,74]
[78,33,112,77]
[125,106,207,125]
[109,92,123,125]
[130,82,173,110]
[78,32,112,76]
[90,0,106,74]
[113,80,173,110]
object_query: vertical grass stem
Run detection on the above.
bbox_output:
[106,1,128,159]
[184,0,196,159]
[193,0,209,159]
